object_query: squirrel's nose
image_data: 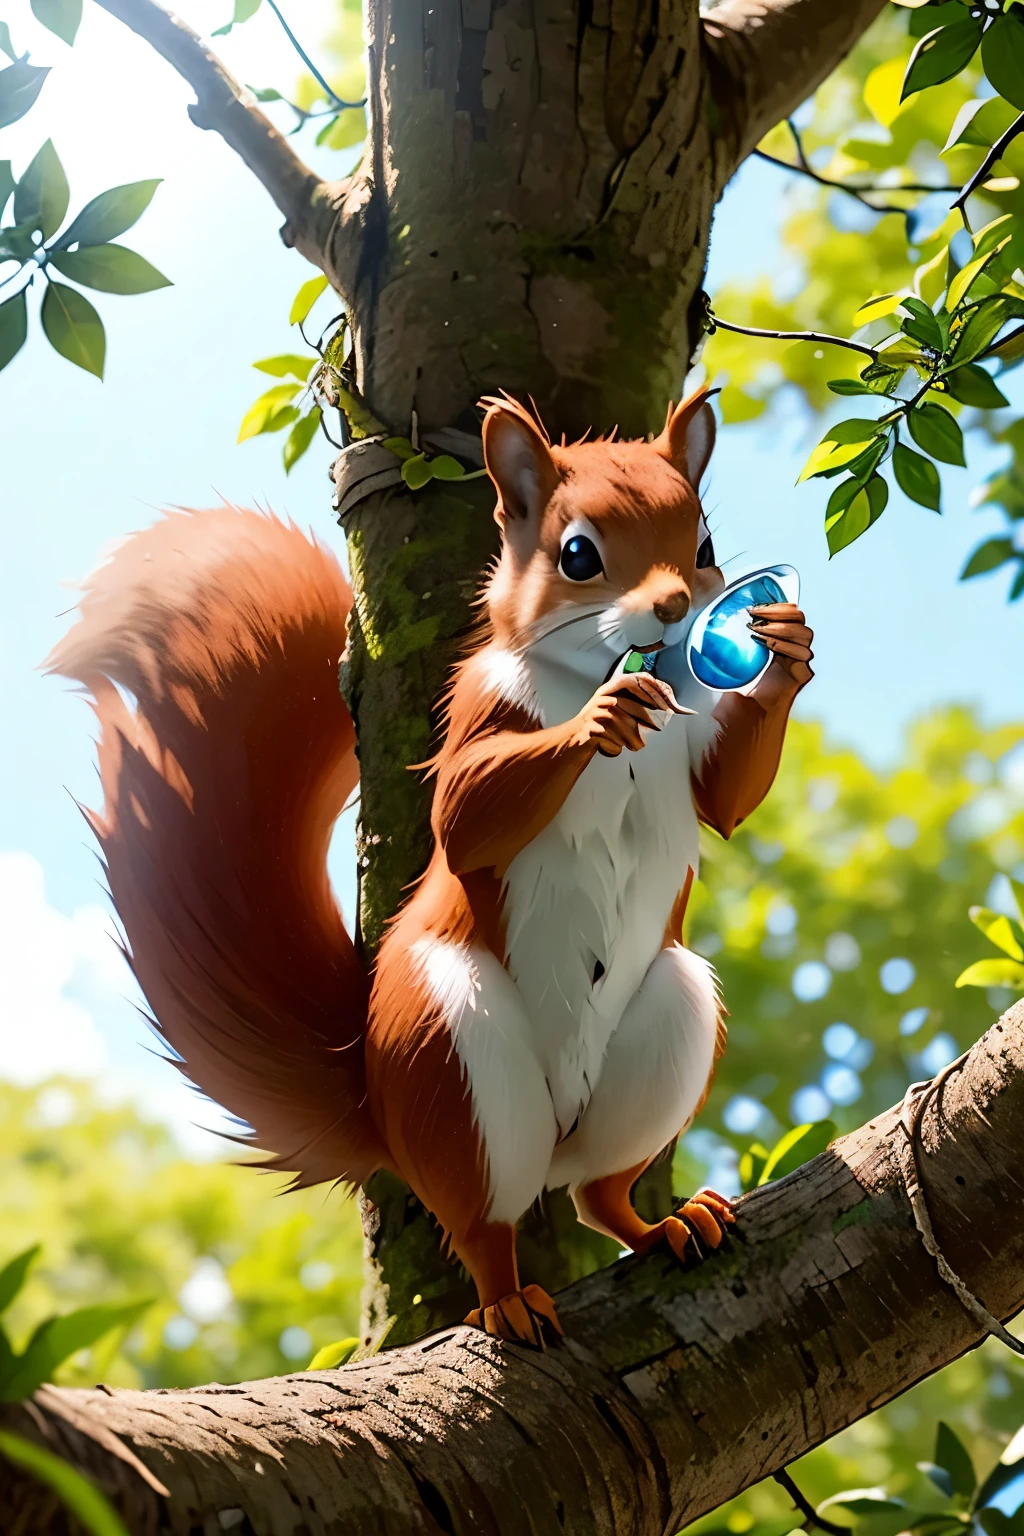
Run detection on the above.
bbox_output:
[653,590,690,625]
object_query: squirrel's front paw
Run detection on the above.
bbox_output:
[573,672,688,757]
[464,1284,563,1348]
[747,602,814,687]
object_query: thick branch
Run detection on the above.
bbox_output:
[703,0,889,170]
[90,0,349,273]
[3,1003,1024,1535]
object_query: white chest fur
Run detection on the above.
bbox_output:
[498,626,717,1138]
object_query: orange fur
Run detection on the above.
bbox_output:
[46,507,382,1188]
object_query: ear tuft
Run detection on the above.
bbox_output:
[655,383,719,490]
[481,396,559,523]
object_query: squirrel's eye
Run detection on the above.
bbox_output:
[559,534,604,582]
[696,533,716,570]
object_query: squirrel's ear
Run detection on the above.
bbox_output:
[655,384,719,490]
[481,398,559,525]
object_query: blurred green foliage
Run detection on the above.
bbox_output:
[0,1081,364,1391]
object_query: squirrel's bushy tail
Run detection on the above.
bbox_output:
[47,505,384,1188]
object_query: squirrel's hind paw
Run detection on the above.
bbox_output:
[636,1189,736,1265]
[464,1284,563,1348]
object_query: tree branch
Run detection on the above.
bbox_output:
[702,0,890,172]
[90,0,348,272]
[3,1002,1024,1536]
[953,108,1024,225]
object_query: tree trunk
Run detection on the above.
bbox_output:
[4,1005,1023,1535]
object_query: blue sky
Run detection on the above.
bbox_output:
[1,0,1020,1147]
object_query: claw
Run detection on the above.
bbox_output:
[632,1188,736,1269]
[464,1284,563,1348]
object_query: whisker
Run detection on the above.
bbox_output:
[528,602,608,644]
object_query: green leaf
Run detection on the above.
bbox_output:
[917,1461,954,1498]
[978,1512,1012,1536]
[1,1299,151,1401]
[900,297,944,351]
[0,60,50,129]
[758,1121,837,1185]
[901,314,943,352]
[48,243,171,294]
[907,403,964,466]
[308,1335,359,1370]
[852,292,902,326]
[289,273,328,325]
[799,418,886,482]
[401,452,434,489]
[969,907,1024,961]
[956,958,1024,989]
[0,23,16,61]
[907,0,963,31]
[915,247,949,307]
[1011,563,1024,601]
[827,378,885,397]
[738,1142,769,1193]
[982,15,1024,112]
[841,436,889,485]
[41,280,104,377]
[943,97,989,152]
[383,435,417,460]
[0,159,15,216]
[935,1422,976,1502]
[0,1246,40,1314]
[237,382,301,442]
[819,1489,908,1517]
[30,0,82,46]
[283,407,321,472]
[0,1430,129,1536]
[212,0,261,33]
[56,179,161,250]
[427,453,469,480]
[0,290,28,374]
[247,85,282,101]
[973,215,1015,261]
[951,296,1024,367]
[893,443,941,511]
[13,139,69,239]
[943,363,1008,409]
[961,536,1015,579]
[826,474,889,556]
[947,243,1010,313]
[316,106,366,150]
[902,17,983,100]
[252,352,315,380]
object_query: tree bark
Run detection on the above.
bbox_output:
[4,1004,1024,1535]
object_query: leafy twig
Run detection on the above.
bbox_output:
[952,107,1024,225]
[264,0,365,111]
[754,120,944,216]
[774,1469,851,1536]
[703,299,879,361]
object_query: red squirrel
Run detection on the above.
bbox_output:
[48,383,813,1346]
